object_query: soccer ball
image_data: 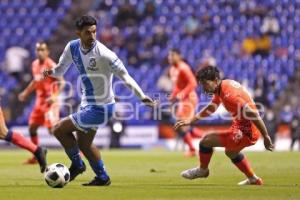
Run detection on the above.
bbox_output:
[44,163,70,188]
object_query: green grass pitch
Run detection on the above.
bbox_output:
[0,149,299,200]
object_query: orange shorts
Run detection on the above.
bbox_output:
[218,120,260,152]
[29,103,59,128]
[176,95,198,120]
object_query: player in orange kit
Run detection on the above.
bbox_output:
[0,103,47,172]
[19,42,64,164]
[175,66,274,185]
[168,49,200,157]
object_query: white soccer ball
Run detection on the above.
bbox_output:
[44,163,70,188]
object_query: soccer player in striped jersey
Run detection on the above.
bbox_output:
[44,15,156,186]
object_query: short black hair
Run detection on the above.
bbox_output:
[169,48,181,55]
[75,15,97,30]
[196,66,220,82]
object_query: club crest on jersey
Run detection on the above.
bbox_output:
[87,57,98,71]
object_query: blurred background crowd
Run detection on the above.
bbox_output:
[0,0,299,149]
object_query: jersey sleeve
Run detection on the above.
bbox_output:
[102,47,128,76]
[52,42,73,77]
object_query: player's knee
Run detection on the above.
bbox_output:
[200,135,211,147]
[52,122,63,138]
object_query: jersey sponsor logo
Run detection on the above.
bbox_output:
[232,129,243,143]
[87,57,98,71]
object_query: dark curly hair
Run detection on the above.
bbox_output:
[196,66,220,82]
[75,15,97,30]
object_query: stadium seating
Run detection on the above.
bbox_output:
[0,0,71,123]
[1,0,299,125]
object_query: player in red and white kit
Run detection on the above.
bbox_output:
[168,49,201,157]
[175,66,274,185]
[19,42,64,164]
[0,103,47,172]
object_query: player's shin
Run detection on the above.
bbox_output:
[4,130,38,153]
[199,143,213,169]
[65,145,85,168]
[231,153,256,178]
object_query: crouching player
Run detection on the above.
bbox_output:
[175,66,274,185]
[0,104,47,172]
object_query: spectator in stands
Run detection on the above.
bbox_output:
[242,34,271,57]
[184,14,200,37]
[4,46,30,81]
[152,25,168,47]
[115,3,140,28]
[199,13,214,34]
[141,1,156,19]
[240,1,267,18]
[261,15,280,35]
[254,33,271,57]
[99,24,114,48]
[242,36,256,56]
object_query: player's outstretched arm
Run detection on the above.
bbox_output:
[174,101,219,130]
[244,104,274,151]
[44,43,72,79]
[117,71,156,107]
[18,80,36,102]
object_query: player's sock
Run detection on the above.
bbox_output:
[199,144,213,169]
[231,153,255,178]
[4,130,38,153]
[30,135,39,146]
[65,145,84,169]
[88,159,109,181]
[183,132,195,152]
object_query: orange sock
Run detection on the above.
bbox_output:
[199,144,213,169]
[231,153,254,178]
[183,132,195,152]
[5,130,38,153]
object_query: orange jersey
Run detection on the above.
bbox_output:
[212,79,258,118]
[32,58,58,103]
[169,61,197,100]
[212,79,260,141]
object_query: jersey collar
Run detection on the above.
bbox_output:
[80,41,96,55]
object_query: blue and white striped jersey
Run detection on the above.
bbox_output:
[52,39,146,107]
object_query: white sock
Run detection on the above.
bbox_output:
[249,174,259,182]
